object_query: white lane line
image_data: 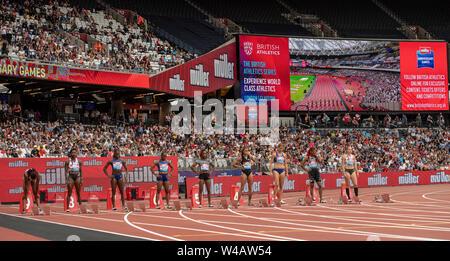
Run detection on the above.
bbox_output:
[51,211,290,239]
[124,212,184,241]
[273,207,446,241]
[179,210,302,241]
[0,212,157,241]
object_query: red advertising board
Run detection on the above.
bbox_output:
[185,170,450,198]
[239,35,291,111]
[148,40,237,97]
[0,156,178,203]
[400,41,449,111]
[0,59,149,89]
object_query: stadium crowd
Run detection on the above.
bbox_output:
[0,0,195,73]
[1,110,448,173]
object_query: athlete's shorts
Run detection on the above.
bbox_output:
[242,169,252,176]
[113,174,123,181]
[308,168,321,182]
[345,169,355,175]
[68,173,80,181]
[272,169,285,175]
[157,173,169,182]
[199,173,210,180]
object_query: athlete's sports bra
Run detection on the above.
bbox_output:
[344,155,356,167]
[68,159,80,172]
[242,156,252,170]
[158,160,169,173]
[274,152,285,164]
[309,157,319,168]
[112,158,123,171]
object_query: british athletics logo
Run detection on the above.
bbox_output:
[417,47,434,69]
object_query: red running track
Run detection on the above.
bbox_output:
[1,184,450,241]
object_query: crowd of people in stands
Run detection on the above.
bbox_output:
[0,109,448,173]
[0,0,195,73]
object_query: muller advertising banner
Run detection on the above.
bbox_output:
[0,156,178,203]
[148,39,237,97]
[186,170,450,198]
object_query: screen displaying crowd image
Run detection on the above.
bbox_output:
[239,35,449,112]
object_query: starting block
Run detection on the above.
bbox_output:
[126,202,146,212]
[230,200,239,209]
[350,196,361,204]
[274,199,282,207]
[219,198,229,209]
[91,204,99,214]
[298,197,314,206]
[184,201,192,211]
[339,195,349,205]
[259,199,269,207]
[31,206,51,215]
[382,194,393,203]
[80,204,99,214]
[173,200,181,211]
[373,194,394,203]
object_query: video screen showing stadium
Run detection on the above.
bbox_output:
[238,35,449,112]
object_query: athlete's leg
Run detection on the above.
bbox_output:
[156,180,163,207]
[198,179,205,206]
[247,174,254,204]
[204,178,212,206]
[272,170,280,200]
[117,178,126,208]
[110,177,117,209]
[343,172,351,199]
[279,172,286,201]
[238,173,248,203]
[163,181,171,206]
[350,172,359,197]
[74,177,82,205]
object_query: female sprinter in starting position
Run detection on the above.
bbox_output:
[301,146,326,203]
[232,148,257,206]
[269,144,289,204]
[103,148,129,211]
[65,149,83,212]
[341,145,359,202]
[22,168,42,214]
[190,150,215,208]
[151,151,174,209]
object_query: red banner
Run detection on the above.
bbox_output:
[0,59,149,89]
[400,41,449,111]
[148,40,237,97]
[0,156,178,203]
[185,170,450,198]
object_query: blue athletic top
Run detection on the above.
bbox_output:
[274,152,285,164]
[112,158,123,171]
[158,160,169,174]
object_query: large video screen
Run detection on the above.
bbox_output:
[238,35,448,111]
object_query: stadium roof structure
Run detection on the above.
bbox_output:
[289,38,396,56]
